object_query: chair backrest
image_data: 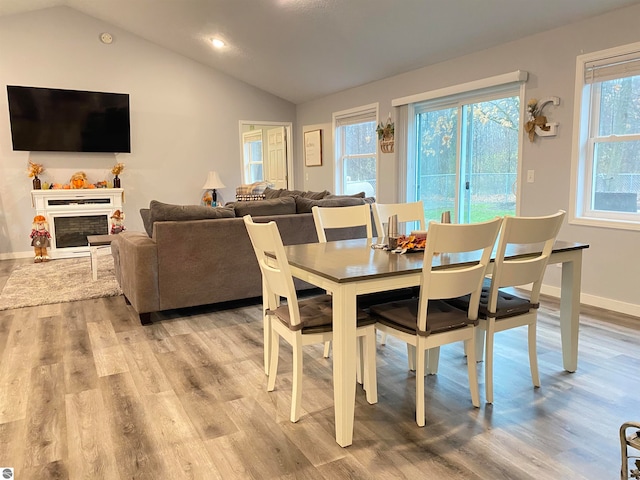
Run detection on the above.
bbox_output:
[416,217,503,332]
[487,210,566,312]
[372,201,425,238]
[243,215,302,327]
[312,204,373,243]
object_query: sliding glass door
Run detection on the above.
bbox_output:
[412,91,520,223]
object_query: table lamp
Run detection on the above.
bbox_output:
[202,171,225,206]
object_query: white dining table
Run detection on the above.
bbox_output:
[282,238,589,447]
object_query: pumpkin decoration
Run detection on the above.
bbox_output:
[70,171,89,189]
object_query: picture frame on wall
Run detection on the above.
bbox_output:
[304,129,322,167]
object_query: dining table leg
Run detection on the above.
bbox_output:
[331,283,358,447]
[559,249,583,373]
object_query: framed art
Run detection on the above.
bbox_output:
[304,129,322,166]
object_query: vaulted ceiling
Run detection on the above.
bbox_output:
[2,0,640,104]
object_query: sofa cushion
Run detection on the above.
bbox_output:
[140,208,153,237]
[148,200,235,235]
[294,196,366,214]
[233,196,296,217]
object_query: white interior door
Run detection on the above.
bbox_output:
[266,126,288,189]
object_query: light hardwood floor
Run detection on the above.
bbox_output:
[0,258,638,479]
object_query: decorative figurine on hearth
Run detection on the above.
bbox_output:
[30,215,51,263]
[110,209,126,234]
[70,171,89,189]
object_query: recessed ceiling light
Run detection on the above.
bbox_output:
[211,38,225,49]
[99,32,113,44]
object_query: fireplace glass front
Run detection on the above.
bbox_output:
[54,215,109,248]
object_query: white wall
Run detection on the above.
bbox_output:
[295,4,640,316]
[0,6,295,256]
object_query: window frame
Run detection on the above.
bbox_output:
[242,130,264,184]
[332,103,379,197]
[570,41,640,231]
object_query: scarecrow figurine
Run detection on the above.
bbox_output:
[110,210,126,234]
[30,215,51,263]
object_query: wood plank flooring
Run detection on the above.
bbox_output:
[0,258,638,479]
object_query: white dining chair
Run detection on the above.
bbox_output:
[369,217,502,426]
[371,201,426,348]
[243,214,378,422]
[312,204,373,361]
[371,200,426,239]
[312,203,414,367]
[445,210,565,403]
[312,204,373,242]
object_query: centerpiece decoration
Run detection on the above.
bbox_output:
[376,114,395,153]
[111,162,125,188]
[27,161,45,189]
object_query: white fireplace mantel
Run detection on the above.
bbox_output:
[31,188,124,258]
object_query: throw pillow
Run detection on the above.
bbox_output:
[232,196,297,217]
[264,187,330,200]
[325,192,366,198]
[148,200,235,235]
[300,190,331,200]
[263,187,282,199]
[294,196,366,214]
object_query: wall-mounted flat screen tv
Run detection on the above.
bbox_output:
[7,85,131,153]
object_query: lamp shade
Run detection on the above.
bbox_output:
[202,171,225,190]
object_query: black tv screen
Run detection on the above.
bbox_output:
[7,85,131,153]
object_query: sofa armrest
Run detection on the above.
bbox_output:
[111,232,160,316]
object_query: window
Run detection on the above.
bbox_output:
[333,105,377,197]
[242,130,263,183]
[408,87,521,224]
[571,42,640,230]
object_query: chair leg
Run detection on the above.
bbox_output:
[475,320,486,362]
[528,321,540,388]
[363,330,378,404]
[407,343,416,371]
[357,340,363,384]
[267,329,280,392]
[263,313,271,375]
[291,337,303,423]
[380,331,388,345]
[323,341,331,358]
[415,345,426,427]
[484,318,496,404]
[425,346,440,375]
[465,333,480,408]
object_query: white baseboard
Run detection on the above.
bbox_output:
[540,285,640,318]
[0,251,33,260]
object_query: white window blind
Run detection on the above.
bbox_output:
[584,51,640,84]
[335,110,376,126]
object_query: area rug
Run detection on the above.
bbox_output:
[0,255,122,311]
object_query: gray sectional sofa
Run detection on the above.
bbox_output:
[112,190,374,324]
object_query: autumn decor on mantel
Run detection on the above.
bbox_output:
[111,162,125,188]
[377,114,395,153]
[27,161,44,189]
